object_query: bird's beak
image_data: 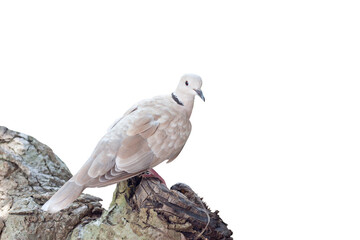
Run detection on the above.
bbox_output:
[194,89,205,102]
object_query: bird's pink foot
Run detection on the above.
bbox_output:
[142,169,166,185]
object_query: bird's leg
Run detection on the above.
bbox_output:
[141,169,166,185]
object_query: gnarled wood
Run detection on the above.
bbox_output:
[0,126,232,240]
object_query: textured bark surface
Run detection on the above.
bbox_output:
[0,126,232,240]
[0,126,103,240]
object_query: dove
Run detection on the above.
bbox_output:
[41,74,205,213]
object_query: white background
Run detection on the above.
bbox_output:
[1,1,360,239]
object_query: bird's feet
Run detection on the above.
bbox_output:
[141,169,166,185]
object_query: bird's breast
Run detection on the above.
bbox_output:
[148,113,191,159]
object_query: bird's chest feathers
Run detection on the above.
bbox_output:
[147,113,191,159]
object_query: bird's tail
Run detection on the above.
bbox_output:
[41,179,85,213]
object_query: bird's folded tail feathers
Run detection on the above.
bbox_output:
[41,179,85,213]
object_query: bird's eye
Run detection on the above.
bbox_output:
[185,81,189,86]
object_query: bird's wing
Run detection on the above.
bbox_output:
[72,104,139,186]
[114,111,160,173]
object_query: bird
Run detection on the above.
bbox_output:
[41,74,205,213]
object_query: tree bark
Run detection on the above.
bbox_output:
[0,126,232,240]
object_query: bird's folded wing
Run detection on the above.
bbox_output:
[74,108,165,187]
[115,113,160,173]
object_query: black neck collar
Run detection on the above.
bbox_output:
[171,93,184,106]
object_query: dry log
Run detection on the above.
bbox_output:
[0,126,232,240]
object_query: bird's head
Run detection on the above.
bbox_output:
[176,74,205,102]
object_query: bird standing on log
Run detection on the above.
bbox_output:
[42,74,205,213]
